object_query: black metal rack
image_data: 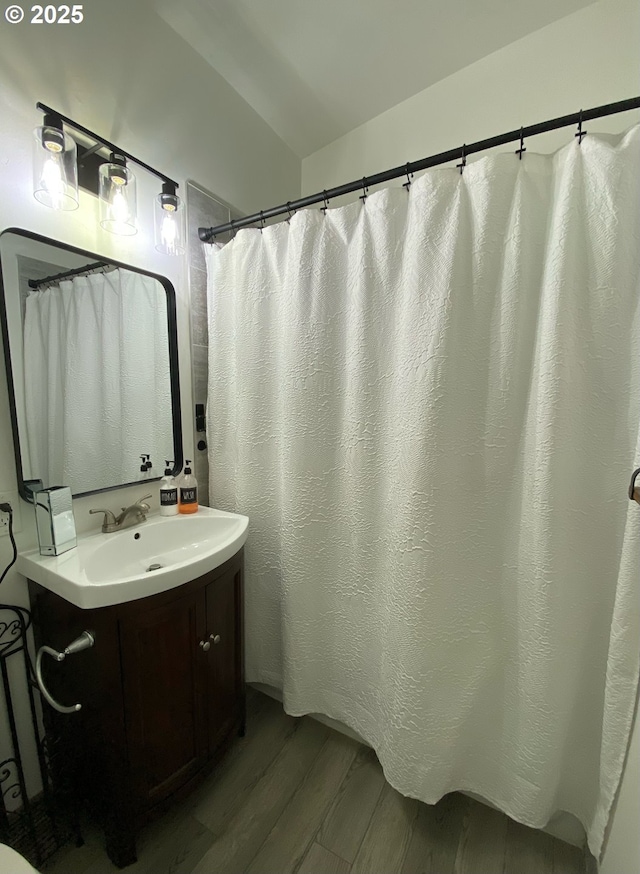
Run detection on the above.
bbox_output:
[0,604,77,867]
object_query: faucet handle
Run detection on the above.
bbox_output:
[89,508,117,532]
[136,494,152,514]
[89,508,117,523]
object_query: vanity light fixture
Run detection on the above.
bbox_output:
[32,112,79,210]
[154,182,185,255]
[33,103,182,253]
[99,153,137,236]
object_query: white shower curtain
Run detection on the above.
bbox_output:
[205,126,640,857]
[24,268,173,493]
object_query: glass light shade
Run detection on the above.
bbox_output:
[33,126,79,210]
[154,189,185,255]
[99,161,137,236]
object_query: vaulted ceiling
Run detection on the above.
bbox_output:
[153,0,595,158]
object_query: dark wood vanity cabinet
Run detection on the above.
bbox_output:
[29,549,245,868]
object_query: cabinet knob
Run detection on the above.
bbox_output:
[199,640,211,652]
[210,634,221,644]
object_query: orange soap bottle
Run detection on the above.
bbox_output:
[178,460,198,514]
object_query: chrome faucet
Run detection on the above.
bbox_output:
[89,494,152,533]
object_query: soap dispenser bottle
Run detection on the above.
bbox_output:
[179,460,198,514]
[159,461,179,516]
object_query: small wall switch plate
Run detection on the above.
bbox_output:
[0,491,23,537]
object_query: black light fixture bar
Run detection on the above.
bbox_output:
[36,102,178,189]
[199,95,640,241]
[28,260,111,289]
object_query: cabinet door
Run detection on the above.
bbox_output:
[205,563,243,752]
[120,587,208,807]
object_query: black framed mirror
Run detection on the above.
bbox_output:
[0,228,183,500]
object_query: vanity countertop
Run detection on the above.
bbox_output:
[18,506,248,609]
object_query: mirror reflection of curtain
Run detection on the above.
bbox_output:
[23,268,173,493]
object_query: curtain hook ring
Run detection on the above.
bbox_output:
[286,201,294,223]
[259,211,265,233]
[403,162,414,191]
[321,190,329,214]
[516,127,526,160]
[359,177,369,202]
[457,143,467,175]
[575,109,587,144]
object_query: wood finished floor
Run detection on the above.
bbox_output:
[44,689,587,874]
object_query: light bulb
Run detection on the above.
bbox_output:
[99,156,137,235]
[41,155,64,210]
[111,188,130,224]
[33,122,78,210]
[155,182,183,254]
[161,212,177,253]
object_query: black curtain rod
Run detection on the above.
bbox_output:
[28,260,112,289]
[37,103,179,189]
[199,95,640,242]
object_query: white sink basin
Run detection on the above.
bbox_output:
[17,506,248,609]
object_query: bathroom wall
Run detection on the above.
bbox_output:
[0,0,300,803]
[0,0,299,593]
[186,181,234,508]
[301,0,640,867]
[302,0,640,193]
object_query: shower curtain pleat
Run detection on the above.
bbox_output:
[205,125,640,859]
